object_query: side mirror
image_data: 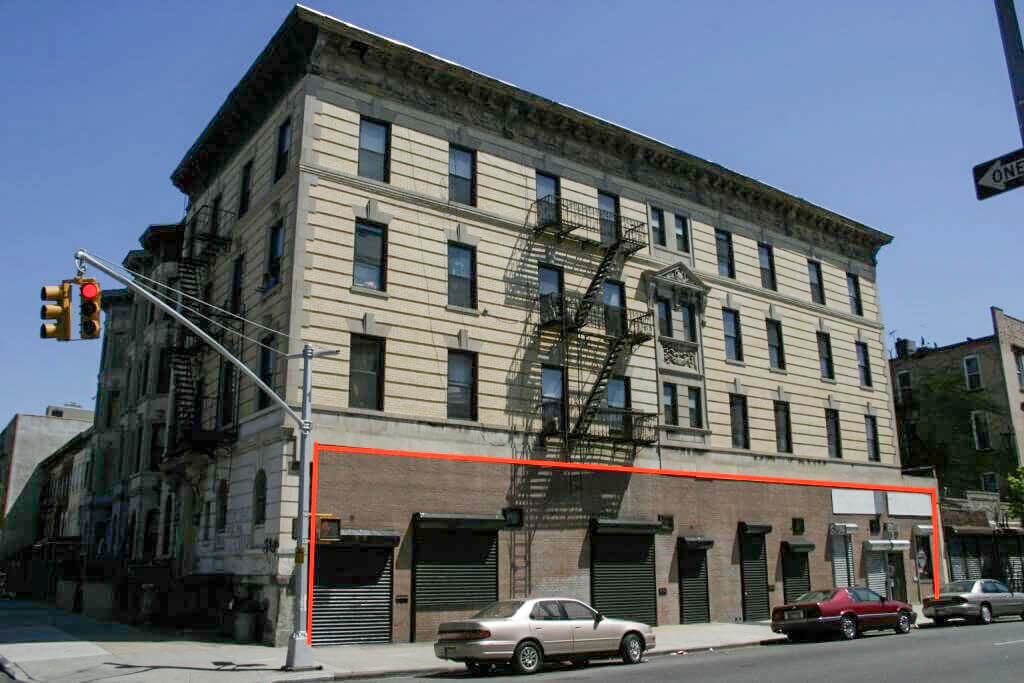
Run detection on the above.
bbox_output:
[595,612,604,622]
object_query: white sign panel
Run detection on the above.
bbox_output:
[886,492,932,517]
[831,489,879,515]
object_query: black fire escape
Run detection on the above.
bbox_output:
[533,195,656,459]
[167,202,238,461]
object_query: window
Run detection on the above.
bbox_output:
[538,263,563,323]
[981,472,999,493]
[897,371,911,401]
[230,255,244,314]
[766,320,785,370]
[448,243,476,309]
[350,335,385,411]
[135,426,144,473]
[730,394,750,449]
[253,470,267,526]
[138,352,149,398]
[651,207,666,246]
[856,342,872,387]
[847,273,863,316]
[758,243,777,290]
[865,415,880,462]
[358,118,389,182]
[210,194,222,237]
[826,409,842,458]
[219,362,236,426]
[675,215,690,252]
[656,297,673,338]
[449,145,475,205]
[607,376,630,436]
[963,355,982,390]
[531,600,563,621]
[541,366,565,434]
[264,222,283,290]
[258,336,276,410]
[972,412,991,450]
[106,390,121,428]
[447,351,477,420]
[808,260,825,305]
[157,350,171,394]
[1016,349,1024,388]
[216,480,228,532]
[598,191,619,243]
[561,600,597,620]
[663,383,679,426]
[774,401,792,453]
[723,309,743,361]
[149,424,164,470]
[680,303,697,342]
[238,159,253,217]
[536,171,559,201]
[715,229,735,278]
[688,387,703,429]
[274,117,292,181]
[353,220,387,290]
[817,332,834,380]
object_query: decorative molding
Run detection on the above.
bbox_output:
[660,338,700,372]
[775,385,789,402]
[447,328,483,353]
[352,198,392,225]
[446,222,481,247]
[347,312,391,338]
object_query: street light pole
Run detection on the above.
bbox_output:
[995,0,1024,145]
[72,249,335,671]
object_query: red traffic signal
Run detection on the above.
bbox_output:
[79,280,102,339]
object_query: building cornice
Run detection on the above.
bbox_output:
[174,6,892,267]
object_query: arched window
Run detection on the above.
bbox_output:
[161,495,173,556]
[216,480,228,532]
[253,470,267,526]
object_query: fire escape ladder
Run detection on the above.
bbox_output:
[571,244,621,331]
[568,335,629,445]
[170,350,197,440]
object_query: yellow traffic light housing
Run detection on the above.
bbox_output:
[40,282,73,341]
[79,280,102,339]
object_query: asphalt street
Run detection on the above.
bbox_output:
[371,618,1024,682]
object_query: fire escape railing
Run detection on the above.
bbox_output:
[533,196,654,456]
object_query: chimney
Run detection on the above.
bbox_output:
[895,338,917,360]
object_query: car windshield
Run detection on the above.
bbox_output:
[793,590,835,603]
[472,601,524,618]
[940,581,976,594]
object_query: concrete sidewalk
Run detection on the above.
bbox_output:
[0,599,785,682]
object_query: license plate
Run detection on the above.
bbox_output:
[785,610,803,620]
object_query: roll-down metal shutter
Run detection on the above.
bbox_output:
[782,552,811,604]
[740,534,770,622]
[830,534,854,587]
[948,537,966,581]
[1005,537,1023,591]
[679,547,710,624]
[312,545,393,645]
[414,529,498,609]
[964,538,982,580]
[591,534,657,625]
[865,551,887,596]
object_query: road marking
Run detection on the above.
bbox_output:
[993,639,1024,646]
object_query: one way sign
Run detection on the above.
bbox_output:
[973,147,1024,199]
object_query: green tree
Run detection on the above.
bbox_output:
[1008,467,1024,521]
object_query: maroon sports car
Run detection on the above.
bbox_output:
[771,586,916,641]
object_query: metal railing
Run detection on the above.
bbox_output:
[533,195,648,255]
[186,202,235,253]
[582,409,658,444]
[539,293,653,340]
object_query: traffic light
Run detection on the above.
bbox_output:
[79,280,102,339]
[40,283,72,341]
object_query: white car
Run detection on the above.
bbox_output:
[434,598,656,675]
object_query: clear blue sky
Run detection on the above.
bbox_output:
[1,1,1021,421]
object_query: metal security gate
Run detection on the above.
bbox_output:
[948,537,966,581]
[739,526,770,622]
[591,533,657,625]
[782,552,810,604]
[312,545,393,645]
[414,529,498,610]
[865,551,887,596]
[678,542,710,624]
[830,534,855,587]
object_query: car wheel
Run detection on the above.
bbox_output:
[978,604,993,625]
[839,615,858,640]
[894,611,912,634]
[786,632,806,643]
[620,633,644,664]
[512,640,543,675]
[932,616,946,627]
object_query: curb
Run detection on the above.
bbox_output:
[274,637,784,682]
[0,655,30,683]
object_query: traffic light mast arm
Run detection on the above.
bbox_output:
[73,249,304,430]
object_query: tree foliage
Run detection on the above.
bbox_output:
[1008,467,1024,521]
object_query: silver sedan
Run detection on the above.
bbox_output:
[434,598,656,675]
[923,579,1024,625]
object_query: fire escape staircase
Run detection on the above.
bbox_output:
[532,196,657,457]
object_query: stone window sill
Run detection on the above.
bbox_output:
[725,359,745,367]
[769,367,787,375]
[446,304,480,316]
[350,285,389,299]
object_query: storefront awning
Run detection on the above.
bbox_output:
[590,518,661,535]
[680,535,715,550]
[863,539,911,551]
[739,522,773,535]
[320,528,401,546]
[414,512,506,530]
[946,525,996,536]
[829,522,859,535]
[782,537,816,553]
[912,524,933,536]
